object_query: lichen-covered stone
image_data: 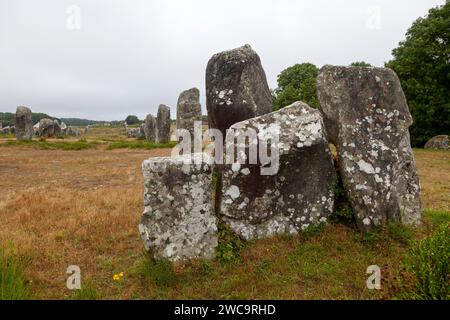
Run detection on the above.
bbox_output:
[206,44,273,138]
[144,114,156,141]
[221,102,337,240]
[156,104,171,144]
[15,106,33,141]
[424,135,449,150]
[38,118,56,137]
[139,154,217,261]
[317,65,422,229]
[176,88,202,137]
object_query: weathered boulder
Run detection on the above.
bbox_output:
[156,104,171,143]
[0,126,10,134]
[317,65,422,229]
[15,106,33,141]
[176,88,202,137]
[60,122,67,132]
[144,114,156,141]
[38,118,55,137]
[221,102,337,240]
[139,154,217,261]
[53,120,61,136]
[126,127,142,139]
[206,44,273,138]
[424,135,449,150]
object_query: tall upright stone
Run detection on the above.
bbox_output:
[206,44,273,138]
[176,87,202,137]
[156,104,171,144]
[144,114,156,141]
[15,106,33,141]
[221,102,337,240]
[317,65,422,230]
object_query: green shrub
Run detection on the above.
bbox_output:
[396,224,449,299]
[134,255,176,288]
[0,248,29,300]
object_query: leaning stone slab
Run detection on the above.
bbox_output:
[317,65,422,229]
[206,44,273,138]
[221,102,337,240]
[139,154,217,261]
[15,106,33,141]
[156,104,171,144]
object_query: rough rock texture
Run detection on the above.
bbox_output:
[206,44,273,138]
[156,104,171,144]
[144,114,156,141]
[66,126,80,136]
[317,65,422,229]
[15,106,33,141]
[221,102,337,240]
[126,127,143,139]
[53,120,61,136]
[424,135,449,150]
[176,88,202,137]
[139,154,217,261]
[38,118,56,137]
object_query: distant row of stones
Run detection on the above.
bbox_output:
[139,44,427,262]
[125,89,202,144]
[9,106,88,140]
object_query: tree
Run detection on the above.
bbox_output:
[125,115,140,125]
[350,61,372,67]
[273,63,319,110]
[386,1,450,147]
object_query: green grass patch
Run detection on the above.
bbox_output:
[0,247,30,300]
[0,133,15,139]
[424,209,450,227]
[106,140,176,150]
[69,280,99,300]
[1,139,100,151]
[131,254,176,289]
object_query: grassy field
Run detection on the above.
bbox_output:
[0,127,448,299]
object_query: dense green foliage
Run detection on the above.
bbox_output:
[350,61,373,67]
[125,115,140,125]
[0,248,29,300]
[60,118,106,126]
[273,63,319,110]
[386,1,450,147]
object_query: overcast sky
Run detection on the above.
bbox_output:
[0,0,445,121]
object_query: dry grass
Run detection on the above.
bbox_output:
[0,129,448,299]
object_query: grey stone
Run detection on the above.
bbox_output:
[53,120,61,136]
[176,88,202,137]
[221,102,337,240]
[0,126,10,134]
[126,127,142,139]
[206,44,273,138]
[317,65,422,229]
[144,114,156,141]
[38,118,55,137]
[156,104,171,144]
[139,154,217,261]
[15,106,33,141]
[60,122,67,131]
[66,126,80,136]
[424,135,449,150]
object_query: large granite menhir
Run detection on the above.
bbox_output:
[156,104,171,144]
[317,65,422,230]
[144,114,156,142]
[15,106,33,141]
[176,88,202,137]
[221,102,337,240]
[139,154,217,261]
[206,44,273,138]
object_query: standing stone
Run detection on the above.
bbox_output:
[156,104,171,144]
[139,154,217,261]
[424,135,449,150]
[317,65,422,229]
[144,114,156,141]
[176,87,202,137]
[38,118,55,137]
[53,120,61,136]
[15,106,33,141]
[221,102,337,240]
[206,44,273,138]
